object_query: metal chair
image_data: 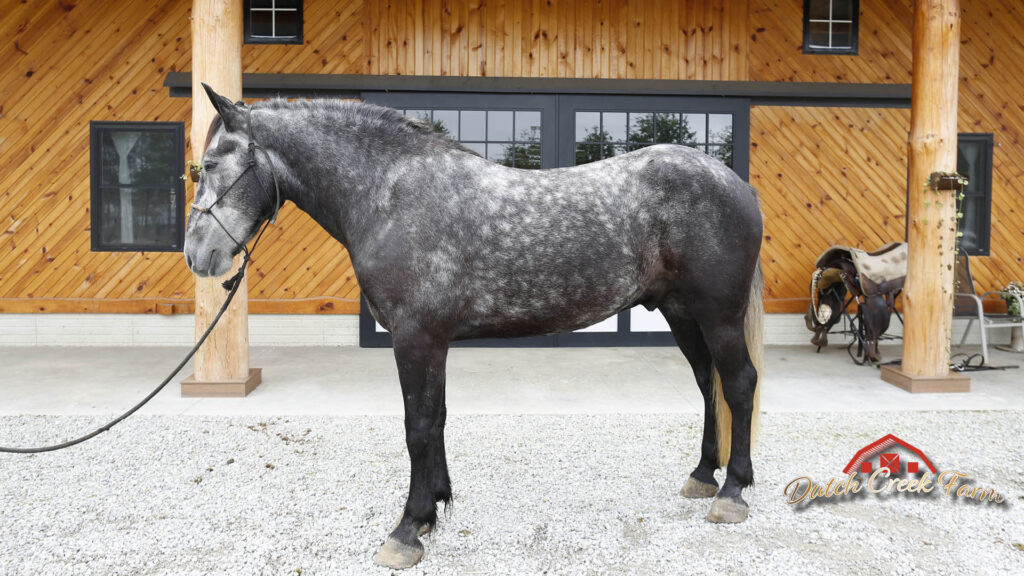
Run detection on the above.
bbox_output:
[954,251,1024,363]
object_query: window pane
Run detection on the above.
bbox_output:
[708,145,733,167]
[603,112,627,142]
[575,143,602,165]
[462,142,486,157]
[957,141,981,195]
[612,144,632,156]
[406,109,430,122]
[830,22,852,49]
[833,0,854,20]
[501,142,542,169]
[250,10,273,36]
[132,132,178,186]
[628,112,653,142]
[652,113,680,143]
[274,10,300,38]
[708,114,732,144]
[276,0,301,9]
[517,142,542,169]
[808,0,831,19]
[250,0,274,8]
[101,130,177,187]
[515,111,541,141]
[808,21,830,47]
[487,143,510,163]
[487,110,514,141]
[433,110,459,137]
[575,111,600,141]
[682,113,706,143]
[460,111,486,140]
[99,188,178,247]
[958,196,983,252]
[957,140,986,253]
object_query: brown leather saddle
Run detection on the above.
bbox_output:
[805,242,908,364]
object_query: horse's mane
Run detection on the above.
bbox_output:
[249,98,480,156]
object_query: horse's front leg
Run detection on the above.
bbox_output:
[374,331,451,570]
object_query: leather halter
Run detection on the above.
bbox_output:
[189,106,281,288]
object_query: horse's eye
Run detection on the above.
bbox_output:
[204,161,218,171]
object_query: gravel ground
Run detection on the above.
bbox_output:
[1,411,1022,576]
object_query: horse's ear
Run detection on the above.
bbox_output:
[201,83,245,132]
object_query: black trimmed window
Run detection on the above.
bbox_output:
[89,122,185,252]
[803,0,859,55]
[245,0,303,45]
[956,133,993,256]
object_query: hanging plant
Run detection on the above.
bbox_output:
[181,160,203,182]
[1000,281,1024,317]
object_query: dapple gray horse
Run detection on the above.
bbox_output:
[185,85,763,569]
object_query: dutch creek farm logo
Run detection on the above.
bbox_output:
[784,434,1005,505]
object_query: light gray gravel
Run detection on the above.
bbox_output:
[1,411,1022,575]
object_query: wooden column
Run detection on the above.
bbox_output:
[181,0,261,397]
[881,0,969,393]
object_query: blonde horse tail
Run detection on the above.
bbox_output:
[713,262,763,468]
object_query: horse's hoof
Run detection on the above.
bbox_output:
[707,496,749,523]
[373,536,424,570]
[680,476,719,499]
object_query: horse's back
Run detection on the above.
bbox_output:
[371,144,761,338]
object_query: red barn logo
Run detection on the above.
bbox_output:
[842,434,938,475]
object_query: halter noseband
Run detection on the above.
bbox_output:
[190,106,282,290]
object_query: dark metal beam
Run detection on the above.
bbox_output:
[164,72,911,107]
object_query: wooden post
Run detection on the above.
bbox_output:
[881,0,969,393]
[181,0,262,397]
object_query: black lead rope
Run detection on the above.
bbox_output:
[0,107,279,454]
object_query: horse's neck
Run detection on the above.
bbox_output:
[272,112,402,250]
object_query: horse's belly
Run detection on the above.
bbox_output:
[454,274,642,340]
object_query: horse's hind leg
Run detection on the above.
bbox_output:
[700,316,758,523]
[374,330,452,570]
[660,302,720,499]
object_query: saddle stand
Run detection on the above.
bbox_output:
[805,242,908,365]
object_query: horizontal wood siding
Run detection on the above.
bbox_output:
[2,0,1021,316]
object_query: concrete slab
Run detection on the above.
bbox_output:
[0,344,1021,417]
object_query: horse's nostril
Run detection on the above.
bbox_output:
[185,253,193,270]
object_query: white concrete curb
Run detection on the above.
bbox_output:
[0,313,1004,347]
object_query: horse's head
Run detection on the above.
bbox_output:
[183,84,279,277]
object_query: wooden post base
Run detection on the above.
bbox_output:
[880,365,970,394]
[181,368,262,398]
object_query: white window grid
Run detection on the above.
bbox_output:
[807,0,853,50]
[250,0,298,39]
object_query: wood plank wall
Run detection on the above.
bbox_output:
[362,0,748,80]
[1,0,1021,316]
[0,0,366,314]
[748,0,1024,311]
